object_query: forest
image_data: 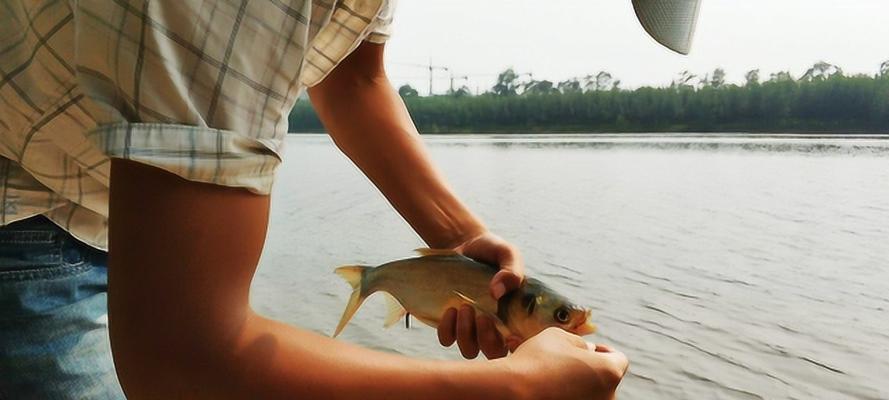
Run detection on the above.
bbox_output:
[289,61,889,133]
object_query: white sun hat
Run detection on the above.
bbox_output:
[632,0,702,55]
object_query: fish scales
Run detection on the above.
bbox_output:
[367,255,498,326]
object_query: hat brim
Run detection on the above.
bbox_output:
[632,0,702,55]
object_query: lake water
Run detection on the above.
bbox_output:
[252,134,889,399]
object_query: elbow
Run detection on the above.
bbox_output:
[108,306,253,399]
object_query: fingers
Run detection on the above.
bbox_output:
[593,343,615,353]
[437,308,457,347]
[602,348,630,375]
[453,232,524,300]
[476,315,507,359]
[441,308,508,360]
[504,335,524,353]
[487,239,524,299]
[456,305,479,359]
[541,326,588,350]
[490,269,523,299]
[582,341,629,382]
[489,242,524,299]
[495,242,525,281]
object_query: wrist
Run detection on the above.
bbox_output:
[438,219,487,249]
[489,358,533,400]
[430,358,528,400]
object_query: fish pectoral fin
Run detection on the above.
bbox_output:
[452,290,478,306]
[414,248,461,257]
[453,290,497,320]
[453,290,513,337]
[382,292,408,329]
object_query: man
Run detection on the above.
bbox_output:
[0,0,700,398]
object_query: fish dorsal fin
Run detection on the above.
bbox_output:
[382,292,407,328]
[414,248,461,257]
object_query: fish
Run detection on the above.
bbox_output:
[332,248,597,341]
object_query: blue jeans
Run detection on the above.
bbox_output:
[0,215,124,399]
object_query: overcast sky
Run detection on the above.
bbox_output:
[382,0,889,95]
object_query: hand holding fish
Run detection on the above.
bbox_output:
[440,231,525,359]
[452,231,525,300]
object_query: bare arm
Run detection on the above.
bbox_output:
[308,42,526,358]
[107,159,523,399]
[307,43,484,249]
[108,42,626,399]
[107,44,626,400]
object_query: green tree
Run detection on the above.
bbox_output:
[582,72,616,92]
[448,86,472,97]
[398,84,419,98]
[557,78,582,94]
[673,70,697,89]
[769,71,794,82]
[800,61,843,81]
[745,69,760,86]
[523,80,557,95]
[492,68,520,96]
[710,68,726,88]
[291,63,888,134]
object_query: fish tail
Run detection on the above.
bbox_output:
[333,265,371,337]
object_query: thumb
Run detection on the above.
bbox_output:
[490,269,523,300]
[505,335,524,353]
[559,330,589,350]
[489,245,524,299]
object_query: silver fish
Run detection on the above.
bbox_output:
[333,249,596,340]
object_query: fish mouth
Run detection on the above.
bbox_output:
[571,310,597,336]
[572,320,597,336]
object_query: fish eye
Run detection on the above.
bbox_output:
[554,307,570,324]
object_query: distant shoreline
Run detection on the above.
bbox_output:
[285,132,889,155]
[290,73,889,135]
[288,131,889,138]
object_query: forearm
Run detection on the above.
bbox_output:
[233,313,524,400]
[116,298,522,400]
[308,43,485,248]
[107,159,520,399]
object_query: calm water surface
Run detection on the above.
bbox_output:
[253,134,889,399]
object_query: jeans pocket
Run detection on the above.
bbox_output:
[0,217,87,281]
[0,234,63,273]
[0,216,105,317]
[0,254,97,317]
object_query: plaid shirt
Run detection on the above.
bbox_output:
[0,0,396,250]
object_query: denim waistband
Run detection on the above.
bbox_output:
[0,215,62,244]
[0,215,105,275]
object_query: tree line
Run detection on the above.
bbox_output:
[289,61,889,133]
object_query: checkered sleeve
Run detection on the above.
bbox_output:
[87,123,283,194]
[70,0,312,195]
[365,0,397,44]
[299,0,395,87]
[0,0,391,248]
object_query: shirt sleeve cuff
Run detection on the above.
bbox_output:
[86,122,283,195]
